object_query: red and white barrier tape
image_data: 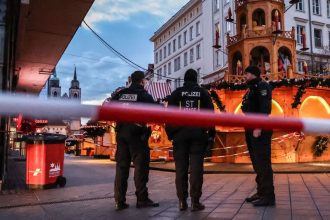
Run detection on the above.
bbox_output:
[0,94,329,134]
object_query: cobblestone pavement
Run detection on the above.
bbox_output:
[0,156,329,220]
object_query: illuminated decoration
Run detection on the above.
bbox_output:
[303,61,308,74]
[234,100,284,117]
[272,10,282,34]
[236,60,242,75]
[213,26,221,49]
[301,30,309,51]
[313,136,329,157]
[150,124,162,144]
[299,96,330,119]
[226,7,234,22]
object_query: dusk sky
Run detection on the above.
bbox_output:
[41,0,190,105]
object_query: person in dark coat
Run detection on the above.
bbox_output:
[166,69,215,211]
[112,71,159,210]
[241,66,275,206]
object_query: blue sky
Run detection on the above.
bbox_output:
[41,0,189,105]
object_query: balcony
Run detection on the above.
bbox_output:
[227,26,295,47]
[235,0,284,9]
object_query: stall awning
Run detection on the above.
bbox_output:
[146,82,172,101]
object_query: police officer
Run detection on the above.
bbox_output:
[112,71,159,210]
[166,69,215,211]
[241,66,275,206]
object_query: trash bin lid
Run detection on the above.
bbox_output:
[23,133,67,144]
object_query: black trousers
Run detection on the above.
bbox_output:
[245,130,275,199]
[114,128,150,203]
[173,129,208,202]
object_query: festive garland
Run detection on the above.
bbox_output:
[210,90,226,112]
[291,85,306,109]
[204,77,330,91]
[313,136,329,157]
[204,77,330,110]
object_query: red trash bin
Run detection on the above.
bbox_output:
[25,133,67,189]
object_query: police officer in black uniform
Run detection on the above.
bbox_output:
[166,69,215,211]
[241,66,275,206]
[112,71,159,210]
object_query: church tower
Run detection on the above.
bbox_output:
[48,68,61,98]
[69,67,81,102]
[226,0,297,82]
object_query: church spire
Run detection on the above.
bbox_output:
[73,66,77,81]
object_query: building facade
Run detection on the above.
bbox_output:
[150,0,330,88]
[150,0,204,90]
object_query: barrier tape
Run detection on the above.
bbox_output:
[0,94,329,134]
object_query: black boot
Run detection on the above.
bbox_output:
[179,200,188,211]
[252,197,275,207]
[245,193,261,203]
[115,202,129,211]
[191,200,205,212]
[136,198,159,208]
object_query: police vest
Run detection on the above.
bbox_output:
[179,91,202,111]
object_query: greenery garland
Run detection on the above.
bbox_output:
[291,85,306,109]
[204,77,330,91]
[313,136,329,157]
[204,77,330,109]
[210,90,226,112]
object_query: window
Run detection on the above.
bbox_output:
[164,46,167,58]
[225,0,230,4]
[168,43,171,55]
[173,39,176,52]
[327,0,330,17]
[175,78,181,89]
[157,69,162,80]
[196,44,201,60]
[184,31,187,45]
[226,22,231,33]
[190,48,194,63]
[168,62,172,75]
[296,0,304,11]
[196,21,201,36]
[160,49,163,61]
[297,61,304,73]
[214,0,220,12]
[155,52,158,64]
[314,29,323,48]
[184,52,188,66]
[178,35,182,49]
[164,65,167,77]
[174,57,181,72]
[197,68,201,83]
[313,0,321,15]
[296,25,305,45]
[216,50,221,67]
[190,26,194,41]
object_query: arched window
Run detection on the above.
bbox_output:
[232,51,243,75]
[250,46,270,75]
[278,47,292,74]
[239,14,247,31]
[252,9,266,26]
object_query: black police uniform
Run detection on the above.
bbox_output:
[241,78,275,202]
[166,81,215,206]
[112,83,154,205]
